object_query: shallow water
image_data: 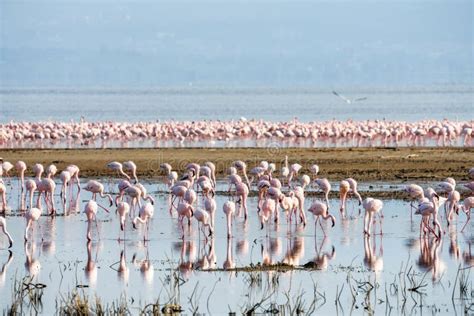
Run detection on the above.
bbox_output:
[0,178,473,314]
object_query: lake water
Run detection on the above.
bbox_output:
[0,178,472,314]
[1,86,473,123]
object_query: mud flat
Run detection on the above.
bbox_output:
[0,147,472,181]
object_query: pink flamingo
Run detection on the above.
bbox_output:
[84,200,102,241]
[132,202,154,241]
[314,178,331,207]
[107,161,130,180]
[193,208,213,240]
[279,191,299,223]
[203,161,216,187]
[25,179,36,209]
[1,160,13,178]
[59,171,71,206]
[257,180,270,209]
[84,180,113,206]
[345,178,363,205]
[339,180,350,217]
[203,195,217,227]
[235,181,249,219]
[232,160,250,189]
[0,217,13,248]
[0,181,7,213]
[15,161,27,193]
[223,201,235,238]
[259,198,276,231]
[24,206,43,241]
[116,201,130,241]
[292,186,307,224]
[125,185,143,216]
[362,198,384,236]
[115,180,131,205]
[135,183,155,205]
[415,195,443,239]
[170,185,188,211]
[184,188,197,206]
[123,161,138,183]
[288,163,302,188]
[307,201,336,236]
[65,164,81,192]
[405,184,425,219]
[281,155,290,187]
[459,197,474,232]
[228,170,242,195]
[177,201,194,237]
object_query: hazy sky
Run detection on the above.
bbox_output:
[0,0,472,86]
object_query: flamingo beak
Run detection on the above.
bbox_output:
[9,240,13,248]
[260,223,264,230]
[132,223,137,229]
[121,223,124,231]
[331,218,335,227]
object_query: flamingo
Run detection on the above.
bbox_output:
[193,208,213,239]
[346,178,362,205]
[292,186,307,224]
[135,183,155,205]
[132,202,154,241]
[288,163,302,187]
[235,181,249,219]
[0,217,13,248]
[459,197,474,232]
[415,194,443,239]
[362,198,384,236]
[84,200,103,241]
[116,201,130,241]
[223,201,235,238]
[46,164,57,178]
[25,180,36,209]
[170,185,188,211]
[203,161,216,187]
[404,184,425,219]
[307,201,336,236]
[65,164,81,193]
[314,178,331,207]
[107,161,130,180]
[125,185,143,216]
[177,201,194,235]
[203,195,217,227]
[15,161,27,193]
[1,160,13,178]
[339,180,350,217]
[0,181,7,213]
[279,192,299,223]
[281,155,289,187]
[310,164,320,180]
[123,161,139,183]
[259,199,275,231]
[84,180,113,207]
[24,206,43,241]
[232,160,250,189]
[59,171,71,205]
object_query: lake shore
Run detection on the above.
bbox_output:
[1,147,472,182]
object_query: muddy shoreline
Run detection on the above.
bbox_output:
[0,147,472,182]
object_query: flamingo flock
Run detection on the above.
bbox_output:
[0,119,473,148]
[0,156,472,254]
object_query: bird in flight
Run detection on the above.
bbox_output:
[332,91,367,104]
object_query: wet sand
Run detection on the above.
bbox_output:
[0,147,472,181]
